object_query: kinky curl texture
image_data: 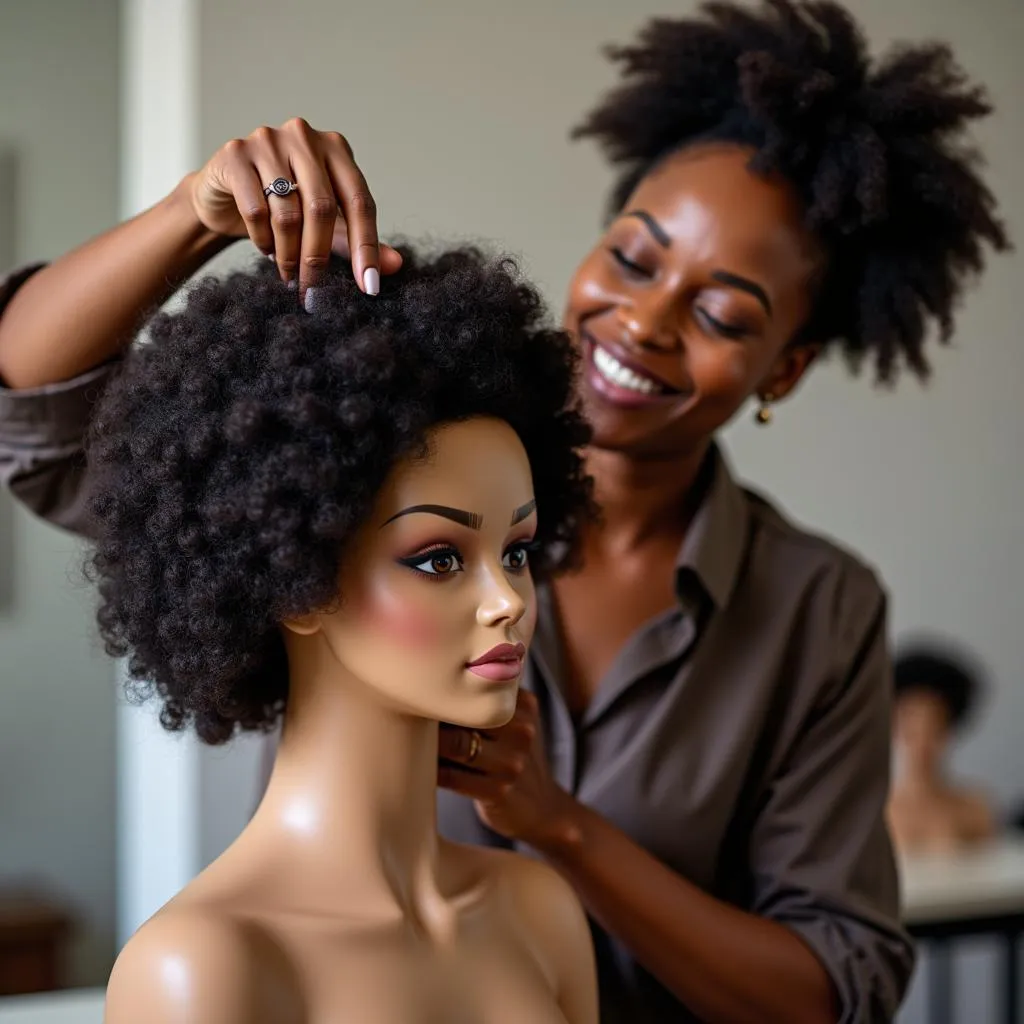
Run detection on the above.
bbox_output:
[894,647,983,730]
[572,0,1010,382]
[85,247,594,745]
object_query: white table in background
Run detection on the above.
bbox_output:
[0,989,103,1024]
[900,837,1024,1024]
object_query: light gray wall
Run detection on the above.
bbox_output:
[199,2,1021,1020]
[0,0,120,988]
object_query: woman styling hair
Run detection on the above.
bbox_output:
[0,2,1008,1021]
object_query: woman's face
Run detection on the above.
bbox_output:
[296,417,538,729]
[564,143,824,458]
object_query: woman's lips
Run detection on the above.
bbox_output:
[582,334,688,409]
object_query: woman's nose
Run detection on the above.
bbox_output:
[615,293,679,353]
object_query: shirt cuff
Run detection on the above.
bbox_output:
[781,913,914,1024]
[0,361,120,449]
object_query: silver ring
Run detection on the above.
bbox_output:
[263,177,298,198]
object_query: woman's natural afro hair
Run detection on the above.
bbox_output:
[85,246,594,745]
[572,0,1010,383]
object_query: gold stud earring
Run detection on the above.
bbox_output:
[754,392,774,426]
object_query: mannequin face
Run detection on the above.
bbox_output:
[288,417,538,729]
[893,690,952,777]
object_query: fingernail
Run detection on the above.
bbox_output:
[267,254,276,263]
[363,267,380,296]
[287,279,297,291]
[304,287,319,313]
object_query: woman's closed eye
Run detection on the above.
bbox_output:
[695,307,750,340]
[610,247,654,279]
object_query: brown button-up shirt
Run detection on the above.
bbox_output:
[1,264,914,1023]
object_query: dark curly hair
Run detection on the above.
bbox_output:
[85,246,594,745]
[571,0,1010,382]
[894,645,984,730]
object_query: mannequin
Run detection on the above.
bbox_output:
[87,248,598,1023]
[887,646,996,855]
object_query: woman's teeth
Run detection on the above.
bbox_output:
[593,344,665,395]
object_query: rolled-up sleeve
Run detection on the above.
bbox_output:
[0,263,116,539]
[749,576,915,1023]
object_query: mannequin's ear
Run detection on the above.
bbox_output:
[761,342,821,402]
[280,612,322,637]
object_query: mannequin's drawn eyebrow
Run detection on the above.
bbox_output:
[510,500,537,526]
[381,504,483,530]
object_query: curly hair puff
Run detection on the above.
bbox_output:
[85,247,594,745]
[895,645,985,730]
[572,0,1010,382]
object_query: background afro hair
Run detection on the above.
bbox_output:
[572,0,1010,383]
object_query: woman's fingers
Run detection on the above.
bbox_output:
[250,140,303,284]
[220,143,275,256]
[437,725,523,783]
[331,217,404,274]
[437,763,509,802]
[322,131,381,294]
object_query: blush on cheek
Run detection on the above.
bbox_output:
[360,583,441,649]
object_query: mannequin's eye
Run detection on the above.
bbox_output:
[400,546,465,579]
[503,541,538,573]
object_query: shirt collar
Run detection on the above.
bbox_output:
[675,444,750,610]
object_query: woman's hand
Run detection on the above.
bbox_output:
[188,117,403,298]
[438,690,578,849]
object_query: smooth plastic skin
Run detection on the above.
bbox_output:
[103,418,598,1024]
[887,689,995,854]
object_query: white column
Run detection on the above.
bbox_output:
[116,0,270,948]
[116,0,201,946]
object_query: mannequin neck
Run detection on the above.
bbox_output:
[248,631,446,928]
[894,748,947,796]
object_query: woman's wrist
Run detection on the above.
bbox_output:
[529,788,589,858]
[164,173,232,263]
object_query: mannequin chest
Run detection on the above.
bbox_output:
[244,910,571,1024]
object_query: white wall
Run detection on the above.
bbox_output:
[197,2,1021,1020]
[0,0,121,988]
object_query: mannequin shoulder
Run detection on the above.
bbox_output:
[483,850,598,1024]
[953,785,998,839]
[104,906,302,1024]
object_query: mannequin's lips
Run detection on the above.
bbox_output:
[466,642,526,681]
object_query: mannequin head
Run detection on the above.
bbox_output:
[85,247,593,744]
[893,646,982,779]
[283,416,541,730]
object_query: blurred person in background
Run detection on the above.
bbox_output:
[0,2,1009,1021]
[887,643,997,854]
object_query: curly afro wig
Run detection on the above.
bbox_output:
[85,246,594,745]
[894,645,984,731]
[572,0,1010,383]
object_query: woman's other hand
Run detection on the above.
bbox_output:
[438,690,579,850]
